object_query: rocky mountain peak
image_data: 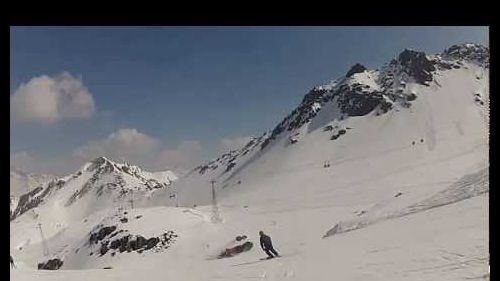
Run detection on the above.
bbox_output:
[396,49,435,84]
[442,43,489,65]
[346,63,367,77]
[86,156,112,171]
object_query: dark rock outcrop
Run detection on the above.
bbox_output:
[225,162,236,173]
[336,86,390,117]
[38,258,63,270]
[323,125,334,131]
[100,241,109,255]
[346,63,367,77]
[406,93,417,101]
[397,49,436,85]
[442,44,489,66]
[91,226,178,257]
[89,225,117,245]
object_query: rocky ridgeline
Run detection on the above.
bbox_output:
[193,133,268,176]
[441,44,489,66]
[394,49,436,85]
[11,157,173,221]
[261,43,489,149]
[183,44,489,172]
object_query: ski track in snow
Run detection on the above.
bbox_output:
[324,168,488,238]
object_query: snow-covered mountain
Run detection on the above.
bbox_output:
[173,43,489,208]
[11,43,489,281]
[11,156,177,222]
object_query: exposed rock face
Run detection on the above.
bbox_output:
[38,258,63,270]
[397,49,436,85]
[86,157,113,173]
[336,84,392,116]
[88,225,178,257]
[406,93,417,101]
[346,63,367,77]
[442,44,489,66]
[104,233,175,255]
[89,225,117,245]
[225,162,236,173]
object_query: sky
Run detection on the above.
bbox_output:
[10,26,489,176]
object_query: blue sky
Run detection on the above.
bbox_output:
[10,26,488,175]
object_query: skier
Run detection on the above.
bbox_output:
[10,255,15,269]
[259,231,280,258]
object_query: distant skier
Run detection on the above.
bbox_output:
[259,231,280,258]
[10,255,15,269]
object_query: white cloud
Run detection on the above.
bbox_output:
[218,136,253,153]
[11,72,95,124]
[10,151,36,172]
[155,141,203,172]
[73,129,203,173]
[74,131,255,174]
[73,128,160,165]
[14,129,255,177]
[10,151,78,176]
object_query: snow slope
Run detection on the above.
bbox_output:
[10,43,489,281]
[11,192,489,281]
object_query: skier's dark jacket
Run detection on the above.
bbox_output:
[260,234,273,249]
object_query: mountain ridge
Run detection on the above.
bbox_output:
[172,43,489,200]
[11,156,177,221]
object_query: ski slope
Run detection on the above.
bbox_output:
[11,191,489,281]
[10,43,489,281]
